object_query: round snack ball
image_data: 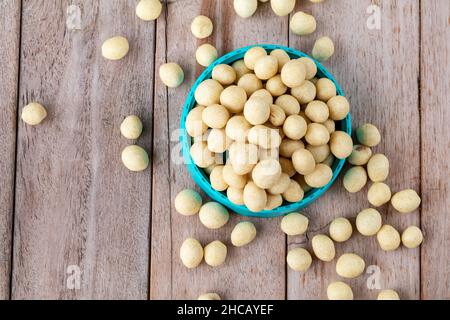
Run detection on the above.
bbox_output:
[377,290,400,300]
[329,217,353,242]
[159,62,185,88]
[238,73,263,96]
[196,43,218,67]
[290,11,317,35]
[367,153,389,182]
[275,94,301,115]
[356,123,381,147]
[248,125,281,149]
[250,89,274,105]
[279,157,296,177]
[322,119,336,134]
[343,166,367,193]
[121,145,149,171]
[306,144,330,163]
[391,189,421,213]
[269,104,287,127]
[283,115,307,140]
[330,131,353,159]
[227,187,244,205]
[207,128,231,153]
[243,182,267,212]
[254,56,278,80]
[190,141,215,168]
[222,164,247,189]
[231,221,257,247]
[232,59,251,81]
[281,60,306,88]
[368,182,391,207]
[198,293,221,300]
[271,0,296,16]
[101,36,129,60]
[136,0,162,21]
[244,97,271,125]
[204,240,227,267]
[377,225,401,251]
[327,281,353,300]
[21,102,47,125]
[195,79,223,106]
[120,115,143,139]
[210,166,228,191]
[281,212,309,236]
[265,194,283,210]
[252,159,282,189]
[315,78,337,101]
[401,226,423,248]
[356,208,382,236]
[304,163,333,188]
[282,179,304,202]
[175,189,202,216]
[292,149,316,175]
[270,49,291,72]
[312,36,335,62]
[191,15,213,39]
[220,86,247,113]
[336,253,365,278]
[312,234,335,262]
[233,0,258,18]
[244,46,267,70]
[212,64,236,86]
[291,81,316,104]
[186,105,208,137]
[287,248,312,272]
[327,96,350,120]
[199,202,230,229]
[266,75,288,97]
[268,172,291,195]
[348,144,372,165]
[298,57,317,80]
[280,139,304,158]
[202,104,230,129]
[305,123,330,146]
[180,238,203,268]
[305,100,329,123]
[226,115,252,141]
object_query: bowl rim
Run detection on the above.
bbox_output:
[179,44,351,218]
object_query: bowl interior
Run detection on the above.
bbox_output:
[180,44,351,218]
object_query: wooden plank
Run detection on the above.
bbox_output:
[0,0,21,300]
[287,0,421,299]
[12,0,154,299]
[150,0,287,300]
[420,0,450,300]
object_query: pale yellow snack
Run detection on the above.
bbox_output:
[234,0,258,18]
[322,119,335,134]
[279,157,296,177]
[248,125,281,149]
[312,234,335,262]
[356,208,382,236]
[210,166,229,191]
[120,115,143,139]
[312,36,335,62]
[190,141,215,168]
[243,182,267,212]
[212,64,237,85]
[282,179,304,202]
[220,86,247,113]
[292,149,316,175]
[336,253,365,278]
[368,182,391,207]
[267,173,290,195]
[231,221,257,246]
[121,145,149,172]
[279,139,304,158]
[202,104,230,129]
[271,0,296,16]
[275,94,301,115]
[186,106,208,137]
[204,240,227,267]
[199,202,230,229]
[196,43,218,67]
[327,96,350,120]
[180,238,203,268]
[101,36,129,60]
[191,15,213,39]
[343,166,367,193]
[367,153,389,182]
[290,11,317,35]
[305,100,329,123]
[401,226,423,248]
[287,248,312,272]
[252,159,282,189]
[222,164,247,189]
[195,79,223,106]
[250,89,274,105]
[21,102,47,125]
[175,189,202,216]
[283,115,307,140]
[298,57,317,80]
[269,104,287,127]
[159,62,184,88]
[304,163,333,188]
[329,217,353,242]
[291,81,316,104]
[265,194,283,210]
[281,212,309,236]
[244,46,267,70]
[305,123,330,146]
[244,97,271,125]
[136,0,162,21]
[238,73,263,96]
[356,123,381,147]
[306,144,330,163]
[198,293,221,300]
[254,56,279,80]
[377,225,401,251]
[281,60,306,88]
[270,49,291,72]
[226,115,252,141]
[315,78,336,101]
[348,144,372,166]
[266,75,288,97]
[327,281,354,300]
[330,131,353,159]
[391,189,421,213]
[232,59,251,81]
[377,289,400,300]
[227,187,244,205]
[207,129,231,153]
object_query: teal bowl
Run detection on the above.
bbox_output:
[180,44,351,218]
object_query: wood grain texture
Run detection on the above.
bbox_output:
[420,0,450,300]
[150,0,287,300]
[287,0,421,299]
[0,0,21,300]
[12,0,154,299]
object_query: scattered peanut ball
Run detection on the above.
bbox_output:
[391,189,421,213]
[199,202,229,229]
[121,145,149,172]
[198,293,221,300]
[174,189,202,216]
[290,11,317,35]
[159,62,185,88]
[281,212,309,236]
[196,43,218,67]
[367,153,389,182]
[180,238,203,268]
[136,0,162,21]
[312,234,335,262]
[377,289,400,300]
[356,123,381,147]
[120,115,143,139]
[401,226,423,248]
[348,144,372,165]
[231,221,257,247]
[21,102,47,125]
[327,281,354,300]
[204,240,227,267]
[271,0,296,16]
[368,182,392,207]
[287,248,312,272]
[233,0,258,18]
[329,217,353,242]
[343,166,367,193]
[356,208,382,236]
[101,36,129,60]
[377,225,401,251]
[312,36,335,62]
[191,15,213,39]
[336,253,365,278]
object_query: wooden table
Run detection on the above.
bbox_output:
[0,0,448,300]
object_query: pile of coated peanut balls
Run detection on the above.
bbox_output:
[20,0,423,301]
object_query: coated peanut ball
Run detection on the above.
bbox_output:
[305,100,329,123]
[270,49,291,72]
[356,208,382,236]
[196,44,218,67]
[356,123,381,147]
[377,290,400,300]
[280,157,296,177]
[232,59,251,81]
[175,189,203,216]
[327,282,353,300]
[180,238,203,268]
[186,106,208,137]
[191,15,213,39]
[280,139,304,158]
[195,79,223,106]
[287,248,312,272]
[202,104,230,129]
[207,129,231,153]
[121,145,149,171]
[269,104,287,127]
[136,0,162,21]
[283,115,307,140]
[243,182,267,212]
[271,0,296,16]
[367,153,389,182]
[330,131,353,159]
[329,217,353,242]
[281,60,306,88]
[292,149,316,175]
[198,293,221,300]
[377,225,401,251]
[312,36,335,62]
[190,141,215,168]
[306,144,330,163]
[210,166,228,191]
[343,166,367,193]
[21,102,47,125]
[199,202,230,229]
[233,0,258,18]
[304,163,333,188]
[244,46,267,70]
[222,164,247,189]
[231,221,257,246]
[291,81,316,104]
[252,159,282,189]
[312,234,335,262]
[265,194,283,210]
[336,253,365,278]
[204,240,227,267]
[159,62,184,88]
[101,36,129,60]
[315,78,336,101]
[275,94,301,115]
[238,73,263,96]
[266,75,288,97]
[368,182,391,207]
[244,97,271,125]
[268,172,290,195]
[250,89,274,105]
[227,187,244,205]
[281,212,309,236]
[401,226,423,248]
[327,96,350,120]
[254,56,279,80]
[212,64,237,85]
[391,189,421,213]
[305,123,330,146]
[348,144,372,166]
[120,115,143,139]
[220,86,247,113]
[282,179,304,202]
[298,57,317,80]
[290,11,317,35]
[226,115,251,141]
